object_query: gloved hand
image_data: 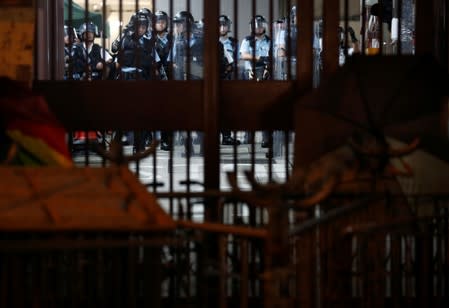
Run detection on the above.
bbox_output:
[257,56,270,65]
[248,69,254,80]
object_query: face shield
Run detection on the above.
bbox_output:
[251,17,267,34]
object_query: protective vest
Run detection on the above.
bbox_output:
[119,34,156,80]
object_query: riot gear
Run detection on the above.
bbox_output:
[71,21,113,81]
[172,11,203,80]
[154,10,169,32]
[173,11,194,31]
[78,21,98,39]
[137,8,152,30]
[219,15,232,29]
[134,14,149,31]
[137,8,152,18]
[250,15,267,34]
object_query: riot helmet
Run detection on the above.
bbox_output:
[154,10,169,32]
[219,15,231,36]
[78,21,98,41]
[173,11,194,30]
[134,14,149,37]
[137,8,152,28]
[137,7,152,18]
[219,15,232,28]
[250,15,267,35]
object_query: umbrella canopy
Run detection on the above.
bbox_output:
[64,0,107,37]
[294,54,449,167]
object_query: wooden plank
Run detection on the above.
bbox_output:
[0,4,34,83]
[33,80,295,131]
[177,220,267,239]
[0,166,175,231]
[203,0,221,196]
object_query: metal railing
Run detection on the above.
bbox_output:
[5,0,448,307]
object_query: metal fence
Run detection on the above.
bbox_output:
[5,0,448,307]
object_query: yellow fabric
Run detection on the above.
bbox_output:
[7,130,73,167]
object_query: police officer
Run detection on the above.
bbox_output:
[239,15,272,147]
[171,11,204,80]
[218,15,240,146]
[239,15,272,82]
[338,26,360,66]
[63,25,79,80]
[111,8,153,55]
[154,10,174,151]
[72,21,113,81]
[170,11,206,155]
[219,15,238,80]
[154,10,172,80]
[275,6,299,79]
[117,14,159,80]
[117,14,159,150]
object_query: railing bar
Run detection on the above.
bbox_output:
[169,131,174,216]
[284,130,290,181]
[233,0,239,80]
[397,0,402,54]
[127,246,136,308]
[218,235,227,308]
[267,130,273,182]
[186,131,192,220]
[379,0,384,56]
[233,129,238,177]
[286,0,292,80]
[250,0,256,78]
[83,0,89,80]
[135,131,141,177]
[186,0,192,80]
[101,0,107,72]
[67,0,74,80]
[361,0,367,54]
[240,239,249,308]
[344,0,350,58]
[168,0,174,80]
[153,131,158,192]
[268,0,274,79]
[84,130,89,166]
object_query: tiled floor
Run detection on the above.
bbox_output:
[72,133,294,218]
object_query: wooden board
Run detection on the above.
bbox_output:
[0,166,176,232]
[0,1,34,83]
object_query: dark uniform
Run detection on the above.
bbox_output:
[171,11,205,155]
[111,8,152,55]
[171,11,204,81]
[154,11,173,80]
[219,15,241,146]
[63,25,78,80]
[71,22,112,81]
[154,10,174,151]
[117,16,158,80]
[117,14,159,150]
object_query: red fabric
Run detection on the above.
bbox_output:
[0,77,71,162]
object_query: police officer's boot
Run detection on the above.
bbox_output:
[160,131,172,151]
[221,131,240,146]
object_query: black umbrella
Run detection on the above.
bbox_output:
[293,54,449,169]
